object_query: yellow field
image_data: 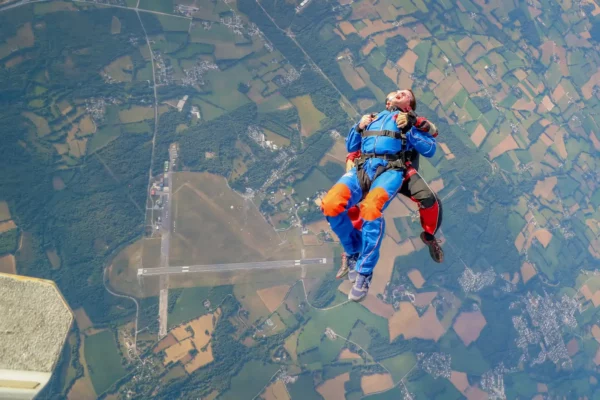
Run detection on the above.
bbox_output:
[74,307,93,331]
[0,220,16,234]
[338,59,366,90]
[452,311,487,346]
[164,338,194,365]
[119,106,154,123]
[290,95,326,137]
[257,284,290,313]
[169,172,300,267]
[521,262,537,283]
[388,303,445,342]
[46,249,61,269]
[408,269,425,288]
[23,111,50,136]
[338,349,361,360]
[102,55,133,82]
[184,312,220,372]
[318,373,350,400]
[0,254,16,274]
[111,16,121,35]
[361,373,394,395]
[162,310,221,372]
[284,328,300,362]
[79,116,96,135]
[0,22,35,59]
[262,380,290,400]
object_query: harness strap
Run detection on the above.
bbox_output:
[361,129,404,140]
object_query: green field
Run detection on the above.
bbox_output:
[288,373,323,400]
[167,285,231,328]
[84,330,127,395]
[138,0,173,13]
[381,352,416,381]
[157,14,190,32]
[297,302,388,354]
[219,360,280,400]
[87,125,120,154]
[293,168,333,201]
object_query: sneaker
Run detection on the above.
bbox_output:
[336,253,358,279]
[348,269,358,283]
[420,232,444,263]
[348,273,372,302]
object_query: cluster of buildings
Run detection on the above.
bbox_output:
[416,352,452,379]
[221,13,244,36]
[458,266,497,293]
[154,53,173,85]
[273,66,301,87]
[247,125,280,151]
[84,97,110,122]
[480,367,507,400]
[511,291,577,370]
[174,4,198,16]
[181,60,219,87]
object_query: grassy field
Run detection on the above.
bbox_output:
[103,55,133,82]
[380,352,416,381]
[169,172,299,267]
[119,106,154,123]
[87,125,121,154]
[167,285,230,328]
[139,0,173,13]
[200,64,253,111]
[193,98,226,121]
[110,16,121,35]
[219,360,280,400]
[288,373,323,400]
[33,1,76,14]
[107,239,146,298]
[293,168,334,200]
[157,14,190,32]
[23,111,50,136]
[290,95,326,137]
[297,302,388,354]
[84,330,127,395]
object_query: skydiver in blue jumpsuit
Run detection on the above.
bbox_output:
[321,90,437,302]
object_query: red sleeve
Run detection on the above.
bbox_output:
[346,150,361,162]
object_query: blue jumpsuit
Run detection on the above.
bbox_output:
[321,110,437,276]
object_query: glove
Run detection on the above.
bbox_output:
[415,117,439,137]
[346,151,361,172]
[396,111,417,130]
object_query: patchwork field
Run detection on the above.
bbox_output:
[290,95,326,137]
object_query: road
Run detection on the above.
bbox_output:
[139,258,327,276]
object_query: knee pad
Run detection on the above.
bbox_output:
[322,184,351,217]
[359,187,389,221]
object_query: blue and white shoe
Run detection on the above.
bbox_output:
[348,268,358,283]
[336,253,358,280]
[348,273,372,302]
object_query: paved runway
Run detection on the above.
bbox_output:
[139,258,327,276]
